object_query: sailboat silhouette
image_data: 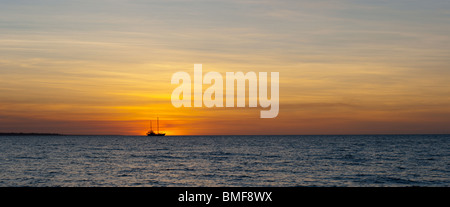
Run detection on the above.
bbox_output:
[147,117,166,136]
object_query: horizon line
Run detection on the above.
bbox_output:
[1,132,449,136]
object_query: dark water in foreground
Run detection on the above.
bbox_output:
[0,135,448,187]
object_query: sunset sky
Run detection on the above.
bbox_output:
[1,0,450,135]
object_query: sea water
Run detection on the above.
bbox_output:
[0,135,448,186]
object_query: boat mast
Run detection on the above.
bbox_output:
[150,120,153,131]
[157,117,159,134]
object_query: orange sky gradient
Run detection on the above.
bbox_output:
[1,1,450,135]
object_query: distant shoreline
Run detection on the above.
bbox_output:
[0,133,63,136]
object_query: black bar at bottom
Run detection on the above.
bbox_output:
[0,187,447,206]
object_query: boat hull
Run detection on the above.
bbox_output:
[147,133,165,136]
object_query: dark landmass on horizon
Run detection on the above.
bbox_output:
[0,133,63,136]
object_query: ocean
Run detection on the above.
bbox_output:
[0,135,448,187]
